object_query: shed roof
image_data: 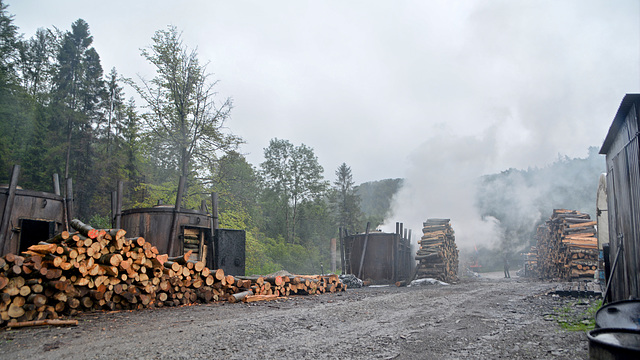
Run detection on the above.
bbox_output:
[600,93,640,154]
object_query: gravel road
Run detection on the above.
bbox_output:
[0,273,593,359]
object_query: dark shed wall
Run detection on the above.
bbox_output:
[345,232,411,283]
[348,233,395,282]
[0,189,65,256]
[600,94,640,302]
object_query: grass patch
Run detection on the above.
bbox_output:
[552,299,602,331]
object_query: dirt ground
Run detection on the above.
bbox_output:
[0,272,596,360]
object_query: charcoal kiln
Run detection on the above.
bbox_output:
[118,177,245,276]
[341,222,412,284]
[0,165,73,256]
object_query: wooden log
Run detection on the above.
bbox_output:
[244,294,279,303]
[70,219,99,239]
[228,290,253,303]
[7,319,78,328]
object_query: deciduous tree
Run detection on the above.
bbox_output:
[260,138,328,243]
[129,25,242,180]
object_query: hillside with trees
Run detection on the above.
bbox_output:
[474,146,605,269]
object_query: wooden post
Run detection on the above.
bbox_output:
[52,173,60,196]
[168,176,185,256]
[115,181,123,229]
[330,237,337,273]
[357,222,371,280]
[339,228,345,275]
[0,165,20,255]
[211,192,219,230]
[65,178,73,229]
[408,229,413,279]
[206,192,218,270]
[111,191,117,228]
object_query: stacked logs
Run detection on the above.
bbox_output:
[536,209,599,280]
[0,220,345,327]
[414,218,459,283]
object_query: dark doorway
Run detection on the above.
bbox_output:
[19,219,55,253]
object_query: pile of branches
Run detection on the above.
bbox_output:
[0,220,345,328]
[414,218,458,283]
[536,209,598,280]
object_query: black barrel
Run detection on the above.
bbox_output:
[587,328,640,360]
[595,300,640,330]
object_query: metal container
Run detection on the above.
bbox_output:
[596,300,640,330]
[588,328,640,360]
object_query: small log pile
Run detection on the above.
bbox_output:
[536,209,598,280]
[0,220,345,328]
[414,218,458,283]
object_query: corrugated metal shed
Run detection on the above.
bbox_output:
[599,93,640,302]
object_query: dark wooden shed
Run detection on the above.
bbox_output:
[0,165,73,256]
[599,93,640,302]
[341,222,413,284]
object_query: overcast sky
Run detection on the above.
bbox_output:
[8,1,640,241]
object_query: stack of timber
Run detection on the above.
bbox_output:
[415,218,458,283]
[536,209,598,281]
[0,220,345,328]
[182,228,202,262]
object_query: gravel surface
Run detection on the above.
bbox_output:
[0,273,594,359]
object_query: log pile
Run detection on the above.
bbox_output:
[414,218,458,283]
[0,220,345,328]
[536,209,598,280]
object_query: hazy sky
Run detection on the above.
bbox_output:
[8,1,640,241]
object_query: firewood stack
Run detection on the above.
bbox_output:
[536,209,598,280]
[0,220,345,328]
[415,218,458,283]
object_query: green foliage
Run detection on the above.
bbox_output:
[245,230,282,276]
[260,138,328,243]
[128,25,241,179]
[330,163,363,234]
[0,0,19,85]
[88,213,111,229]
[263,236,323,275]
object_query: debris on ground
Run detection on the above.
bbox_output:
[339,274,363,288]
[409,277,450,287]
